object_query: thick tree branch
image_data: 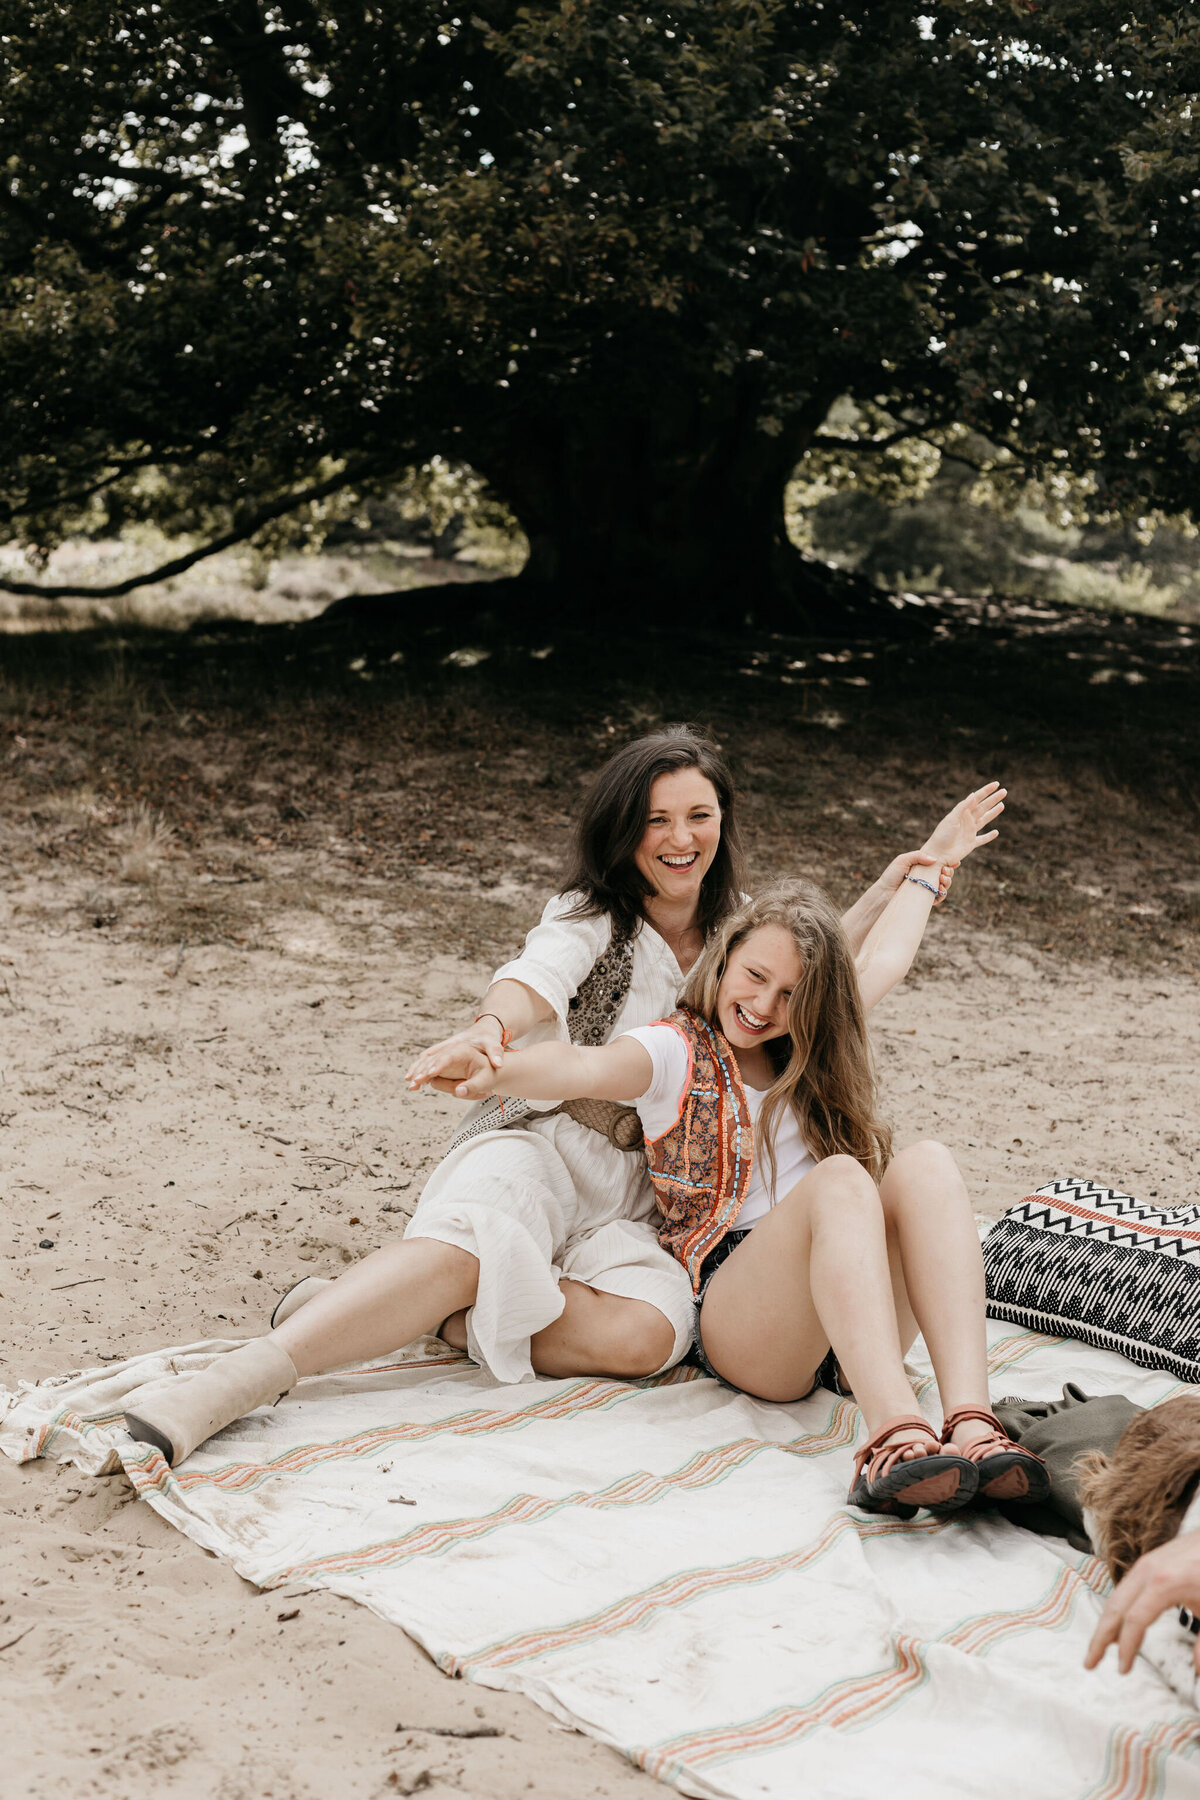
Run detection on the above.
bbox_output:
[0,466,373,600]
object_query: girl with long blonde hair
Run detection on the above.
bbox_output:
[430,827,1049,1516]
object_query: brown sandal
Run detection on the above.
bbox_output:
[848,1415,979,1518]
[939,1405,1051,1504]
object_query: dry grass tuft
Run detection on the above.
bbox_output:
[118,803,174,884]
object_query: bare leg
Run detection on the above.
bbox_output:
[698,1156,931,1453]
[271,1239,479,1378]
[121,1239,481,1469]
[441,1281,675,1379]
[877,1139,994,1449]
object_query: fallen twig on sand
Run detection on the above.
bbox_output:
[51,1276,106,1292]
[394,1726,503,1740]
[0,1627,35,1655]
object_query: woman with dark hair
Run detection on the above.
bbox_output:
[119,727,972,1469]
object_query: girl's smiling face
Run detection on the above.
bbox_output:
[634,769,722,904]
[716,925,804,1049]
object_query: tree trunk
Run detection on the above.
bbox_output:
[473,395,903,636]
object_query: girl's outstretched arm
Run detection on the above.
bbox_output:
[407,1035,654,1108]
[839,783,1001,949]
[855,782,1006,1010]
[840,851,946,951]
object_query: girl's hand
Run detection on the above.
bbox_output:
[876,850,955,904]
[921,783,1006,868]
[1085,1533,1200,1676]
[406,1028,504,1094]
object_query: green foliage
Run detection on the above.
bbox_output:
[799,477,1200,620]
[2,3,1200,614]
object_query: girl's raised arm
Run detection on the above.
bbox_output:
[855,783,1005,1011]
[407,1034,654,1109]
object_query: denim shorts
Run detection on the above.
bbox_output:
[688,1227,841,1398]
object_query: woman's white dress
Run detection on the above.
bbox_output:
[405,894,696,1383]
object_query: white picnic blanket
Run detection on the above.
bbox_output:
[4,1322,1200,1800]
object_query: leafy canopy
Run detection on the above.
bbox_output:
[2,1,1199,595]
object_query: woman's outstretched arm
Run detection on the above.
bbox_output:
[403,977,554,1093]
[839,783,1005,952]
[408,1034,654,1108]
[855,782,1006,1010]
[840,852,945,952]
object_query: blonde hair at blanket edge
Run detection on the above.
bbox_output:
[679,879,894,1199]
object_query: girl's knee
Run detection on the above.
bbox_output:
[896,1137,957,1168]
[776,1155,882,1238]
[811,1154,881,1210]
[886,1139,964,1188]
[880,1140,968,1216]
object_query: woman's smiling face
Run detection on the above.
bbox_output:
[634,768,722,905]
[716,925,804,1050]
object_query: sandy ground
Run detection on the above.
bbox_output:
[2,856,1198,1798]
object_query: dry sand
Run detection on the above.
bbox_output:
[2,859,1197,1798]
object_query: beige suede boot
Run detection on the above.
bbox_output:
[123,1337,298,1468]
[269,1274,332,1329]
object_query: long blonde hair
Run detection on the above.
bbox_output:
[680,880,892,1192]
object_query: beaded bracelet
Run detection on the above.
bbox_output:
[905,874,941,900]
[474,1012,513,1049]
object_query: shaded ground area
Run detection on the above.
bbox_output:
[1,588,1196,976]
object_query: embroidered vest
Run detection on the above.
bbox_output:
[645,1006,754,1294]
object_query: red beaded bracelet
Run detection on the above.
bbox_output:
[474,1012,513,1049]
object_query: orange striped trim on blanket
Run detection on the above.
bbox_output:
[267,1398,862,1586]
[123,1365,703,1497]
[446,1511,950,1680]
[1082,1717,1200,1800]
[637,1565,1092,1781]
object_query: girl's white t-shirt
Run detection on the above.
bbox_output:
[621,1023,816,1228]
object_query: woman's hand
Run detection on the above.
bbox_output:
[406,1041,504,1100]
[1085,1533,1200,1676]
[406,1023,506,1094]
[921,782,1006,871]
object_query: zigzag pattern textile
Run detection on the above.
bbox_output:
[983,1178,1200,1383]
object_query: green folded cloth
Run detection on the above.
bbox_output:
[993,1383,1143,1552]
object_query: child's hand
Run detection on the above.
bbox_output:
[1085,1532,1200,1675]
[407,1028,505,1092]
[921,783,1006,869]
[876,850,954,902]
[406,1044,499,1098]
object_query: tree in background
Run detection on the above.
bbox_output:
[2,2,1198,629]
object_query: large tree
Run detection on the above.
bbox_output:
[2,2,1198,628]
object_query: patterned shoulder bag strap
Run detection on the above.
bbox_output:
[446,924,636,1151]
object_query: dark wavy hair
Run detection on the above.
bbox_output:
[560,726,745,941]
